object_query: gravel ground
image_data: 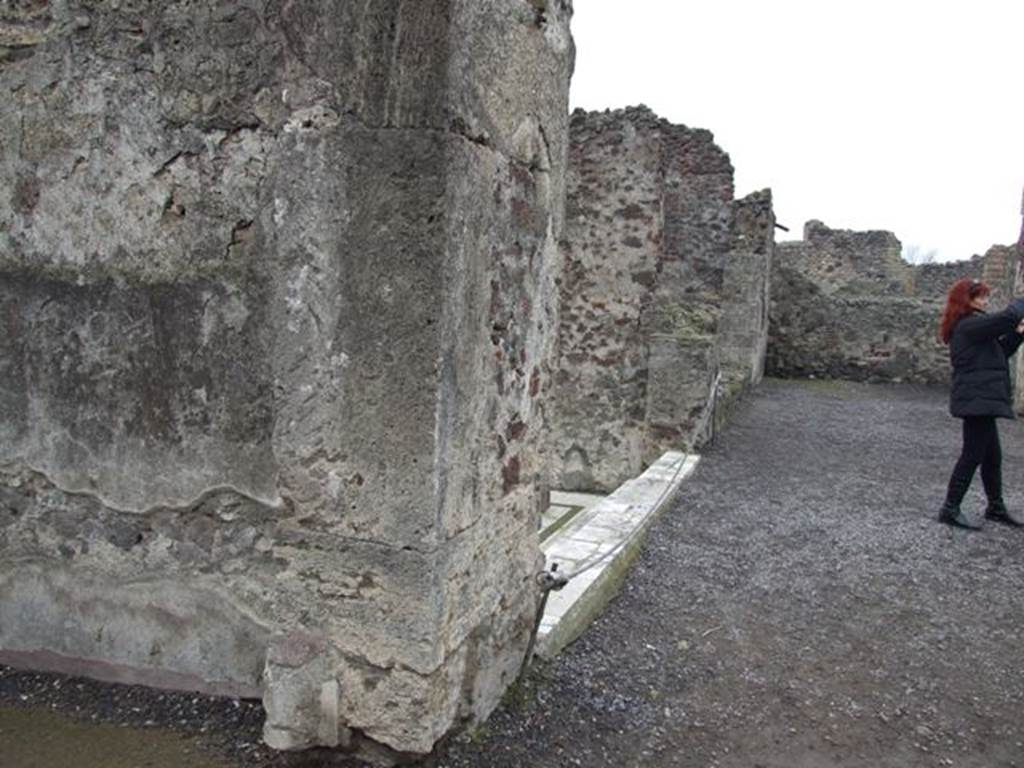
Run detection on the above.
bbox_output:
[4,378,1024,767]
[434,378,1024,768]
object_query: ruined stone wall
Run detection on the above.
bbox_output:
[548,106,745,492]
[0,0,574,757]
[719,189,775,394]
[768,222,1016,384]
[977,246,1017,305]
[911,258,985,299]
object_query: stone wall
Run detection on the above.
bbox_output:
[547,106,770,492]
[719,189,775,393]
[912,258,985,299]
[0,0,574,757]
[768,221,1016,384]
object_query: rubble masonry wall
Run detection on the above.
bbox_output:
[768,221,1015,385]
[548,106,772,492]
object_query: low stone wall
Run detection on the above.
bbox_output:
[547,106,772,492]
[0,0,574,758]
[769,222,1016,384]
[768,294,948,384]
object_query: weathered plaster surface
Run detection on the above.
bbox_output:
[1,0,574,757]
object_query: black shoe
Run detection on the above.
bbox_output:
[938,502,982,530]
[984,499,1024,526]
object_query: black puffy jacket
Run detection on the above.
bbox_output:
[949,301,1024,419]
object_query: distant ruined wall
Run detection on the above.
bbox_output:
[912,258,985,299]
[548,106,771,492]
[0,0,574,757]
[769,221,1016,384]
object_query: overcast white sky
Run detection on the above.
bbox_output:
[568,0,1023,262]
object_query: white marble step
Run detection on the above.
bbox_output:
[535,451,700,658]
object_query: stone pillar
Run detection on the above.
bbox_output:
[0,0,573,757]
[719,189,775,393]
[548,107,734,492]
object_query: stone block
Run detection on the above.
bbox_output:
[0,0,574,758]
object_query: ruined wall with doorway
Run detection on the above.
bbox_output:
[768,221,1016,384]
[547,106,773,492]
[0,0,574,758]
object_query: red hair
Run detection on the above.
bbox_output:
[939,278,990,344]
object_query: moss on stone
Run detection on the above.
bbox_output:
[649,302,718,341]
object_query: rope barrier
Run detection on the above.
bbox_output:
[518,371,720,677]
[518,372,723,678]
[517,449,691,679]
[561,371,719,582]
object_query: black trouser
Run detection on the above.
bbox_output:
[945,415,1003,506]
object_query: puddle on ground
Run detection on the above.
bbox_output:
[0,706,230,768]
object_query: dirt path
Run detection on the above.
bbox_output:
[4,379,1024,767]
[436,378,1024,768]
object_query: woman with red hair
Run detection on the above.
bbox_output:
[938,278,1024,529]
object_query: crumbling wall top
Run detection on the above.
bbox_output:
[778,220,909,297]
[568,105,733,177]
